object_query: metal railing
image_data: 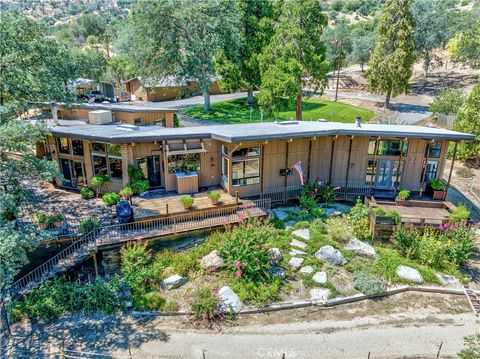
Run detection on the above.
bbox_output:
[6,198,271,300]
[262,185,303,203]
[330,180,371,197]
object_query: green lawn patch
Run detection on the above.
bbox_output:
[183,97,375,124]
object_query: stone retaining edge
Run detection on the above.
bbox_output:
[130,286,480,317]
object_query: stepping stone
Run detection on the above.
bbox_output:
[299,266,314,274]
[312,271,327,284]
[292,228,310,241]
[268,248,282,265]
[289,248,307,256]
[284,220,297,229]
[162,274,187,290]
[315,245,346,265]
[218,286,243,313]
[310,288,330,301]
[346,238,377,259]
[396,265,423,284]
[290,238,307,249]
[436,273,459,286]
[288,257,304,269]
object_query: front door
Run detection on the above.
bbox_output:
[60,159,86,188]
[376,160,403,189]
[138,155,163,188]
[60,158,74,188]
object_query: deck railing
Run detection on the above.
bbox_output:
[6,198,271,300]
[330,180,371,198]
[262,185,303,203]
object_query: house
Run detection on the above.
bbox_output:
[123,76,223,102]
[34,112,474,199]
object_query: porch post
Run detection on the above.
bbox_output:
[369,138,379,195]
[393,139,404,197]
[307,138,313,182]
[445,141,457,200]
[345,136,353,189]
[328,136,336,185]
[419,140,430,199]
[284,141,290,204]
[260,143,265,196]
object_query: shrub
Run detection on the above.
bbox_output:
[91,175,110,196]
[119,186,133,198]
[80,186,95,200]
[102,192,121,206]
[458,333,480,359]
[270,215,285,229]
[397,188,410,200]
[79,217,100,234]
[130,180,150,194]
[372,207,386,216]
[231,277,281,305]
[190,286,225,328]
[353,271,386,296]
[311,207,325,218]
[429,88,466,115]
[393,225,417,257]
[34,213,64,227]
[348,198,371,241]
[326,216,353,243]
[137,292,166,311]
[457,167,474,179]
[429,178,445,191]
[386,210,401,225]
[163,300,180,312]
[299,189,318,212]
[319,185,337,203]
[128,165,146,183]
[440,222,476,266]
[208,192,221,200]
[180,195,194,208]
[448,204,470,222]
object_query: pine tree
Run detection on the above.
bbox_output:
[366,0,416,109]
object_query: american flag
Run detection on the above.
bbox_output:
[292,161,304,186]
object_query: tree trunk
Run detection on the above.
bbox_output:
[423,52,430,79]
[247,89,254,105]
[296,93,302,121]
[335,41,343,102]
[203,91,211,111]
[360,62,364,72]
[384,91,391,110]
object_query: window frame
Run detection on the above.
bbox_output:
[231,146,261,187]
[427,141,442,158]
[368,139,409,157]
[91,142,123,179]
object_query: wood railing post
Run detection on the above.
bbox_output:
[166,203,169,216]
[235,191,239,205]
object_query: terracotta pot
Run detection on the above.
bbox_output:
[183,203,192,210]
[210,198,219,205]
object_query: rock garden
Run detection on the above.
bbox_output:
[10,185,479,329]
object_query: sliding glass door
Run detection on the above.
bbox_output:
[60,159,86,188]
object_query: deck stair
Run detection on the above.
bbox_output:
[463,285,480,316]
[5,199,270,301]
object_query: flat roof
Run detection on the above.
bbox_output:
[35,119,475,144]
[34,102,179,113]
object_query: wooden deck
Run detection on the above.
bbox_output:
[132,189,238,220]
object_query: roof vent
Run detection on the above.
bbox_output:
[277,121,299,126]
[355,116,362,128]
[318,118,326,122]
[117,124,139,131]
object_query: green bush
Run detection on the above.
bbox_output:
[458,333,480,359]
[397,188,410,200]
[448,204,470,222]
[353,271,386,295]
[348,198,371,241]
[130,180,150,194]
[79,217,100,234]
[386,210,401,225]
[34,213,64,227]
[429,88,466,115]
[180,195,194,207]
[119,186,134,198]
[190,286,225,328]
[128,165,146,182]
[163,300,180,312]
[326,216,353,243]
[231,277,281,305]
[319,185,337,203]
[208,192,221,200]
[102,192,121,206]
[80,186,95,200]
[429,178,445,191]
[137,292,166,311]
[91,175,110,196]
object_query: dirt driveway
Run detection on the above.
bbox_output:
[7,292,479,359]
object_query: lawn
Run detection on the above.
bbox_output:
[183,97,376,124]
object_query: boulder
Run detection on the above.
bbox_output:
[396,265,423,284]
[436,273,459,286]
[272,209,288,221]
[345,238,377,259]
[315,245,346,265]
[289,248,307,256]
[310,288,330,301]
[299,266,314,275]
[288,257,304,269]
[268,248,282,265]
[290,238,307,249]
[312,271,328,284]
[162,274,187,290]
[284,220,297,229]
[292,228,310,241]
[200,250,224,269]
[218,286,243,313]
[325,208,342,217]
[269,266,286,279]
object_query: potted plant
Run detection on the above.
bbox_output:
[180,195,194,209]
[34,213,64,229]
[208,192,221,205]
[428,178,446,200]
[102,192,121,208]
[396,188,410,205]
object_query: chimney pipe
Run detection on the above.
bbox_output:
[51,102,58,126]
[355,116,362,128]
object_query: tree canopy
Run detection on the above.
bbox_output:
[258,0,329,120]
[366,0,416,108]
[449,19,480,69]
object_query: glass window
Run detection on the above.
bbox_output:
[92,142,107,153]
[366,160,376,183]
[109,156,123,179]
[72,140,84,156]
[369,140,408,157]
[167,153,200,173]
[422,160,438,182]
[221,156,229,184]
[73,161,86,186]
[232,146,261,158]
[57,137,70,154]
[232,158,260,186]
[221,145,229,156]
[92,154,108,176]
[427,141,442,158]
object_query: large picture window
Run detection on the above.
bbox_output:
[167,153,200,173]
[231,146,261,186]
[91,142,123,179]
[426,141,442,158]
[368,140,408,157]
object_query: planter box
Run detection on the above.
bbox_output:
[426,183,446,200]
